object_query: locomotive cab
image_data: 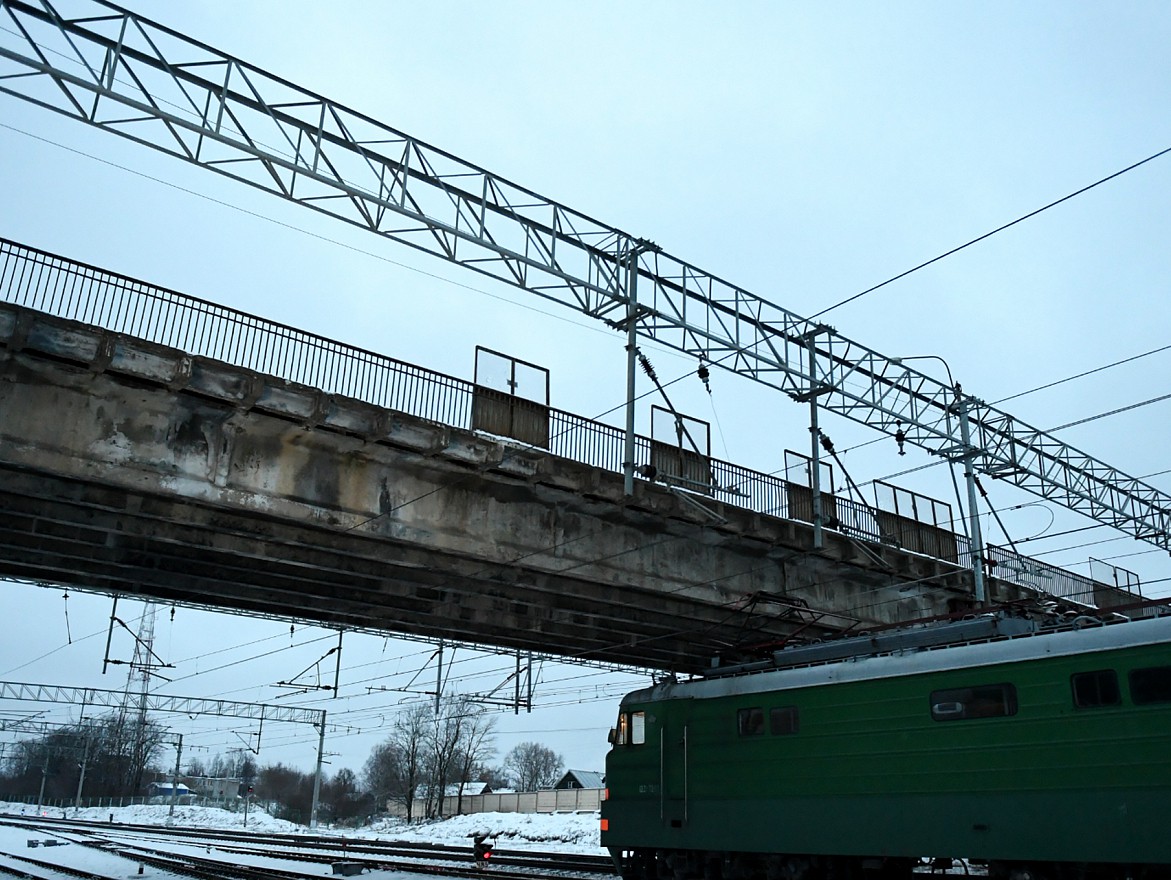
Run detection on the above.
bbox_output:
[600,615,1171,880]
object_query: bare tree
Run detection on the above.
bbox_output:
[476,763,510,791]
[503,741,563,791]
[320,767,370,824]
[362,740,404,813]
[425,700,465,818]
[363,696,498,821]
[0,713,169,799]
[204,751,252,781]
[364,703,431,822]
[256,762,313,823]
[450,698,497,815]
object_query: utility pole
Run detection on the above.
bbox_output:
[955,390,988,604]
[808,335,824,550]
[622,243,641,497]
[167,734,183,825]
[798,327,830,550]
[309,712,327,830]
[434,641,444,714]
[74,729,91,814]
[35,747,49,815]
[73,697,90,814]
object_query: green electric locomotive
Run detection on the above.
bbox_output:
[601,612,1171,880]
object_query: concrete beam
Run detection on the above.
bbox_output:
[0,304,988,673]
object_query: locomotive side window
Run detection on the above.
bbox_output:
[770,705,799,735]
[737,707,765,736]
[1129,666,1171,704]
[630,711,646,744]
[1071,670,1121,708]
[614,711,646,745]
[930,683,1017,721]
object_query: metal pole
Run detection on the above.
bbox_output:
[36,749,49,815]
[956,396,987,604]
[74,733,90,814]
[807,335,823,550]
[623,246,640,496]
[74,698,89,814]
[167,734,182,824]
[101,596,119,674]
[525,653,533,713]
[434,641,444,715]
[309,713,326,830]
[332,631,343,698]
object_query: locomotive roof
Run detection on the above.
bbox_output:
[622,613,1171,704]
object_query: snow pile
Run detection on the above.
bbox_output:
[0,801,303,834]
[366,811,604,853]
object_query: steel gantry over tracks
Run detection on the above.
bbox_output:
[0,0,1167,557]
[0,679,330,826]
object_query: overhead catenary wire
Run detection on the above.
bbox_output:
[147,539,794,730]
[5,92,1164,590]
[808,142,1171,320]
[9,282,1160,756]
[6,249,1161,763]
[5,21,1171,765]
[1047,391,1171,433]
[91,516,1171,758]
[188,565,1171,756]
[992,344,1171,406]
[192,565,1006,753]
[3,18,1164,524]
[763,343,1171,530]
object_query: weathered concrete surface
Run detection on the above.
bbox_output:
[0,304,993,673]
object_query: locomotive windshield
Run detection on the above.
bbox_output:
[613,710,646,745]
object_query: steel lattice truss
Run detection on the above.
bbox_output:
[0,680,325,728]
[0,0,1167,551]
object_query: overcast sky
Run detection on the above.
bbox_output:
[2,1,1171,783]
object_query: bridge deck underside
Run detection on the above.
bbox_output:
[0,465,789,671]
[0,305,991,673]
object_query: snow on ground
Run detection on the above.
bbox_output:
[0,800,607,854]
[0,800,304,834]
[365,810,605,854]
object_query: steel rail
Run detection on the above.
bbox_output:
[1,816,617,874]
[0,0,1166,551]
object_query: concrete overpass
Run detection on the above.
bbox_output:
[0,239,1126,674]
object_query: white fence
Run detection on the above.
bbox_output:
[428,788,602,817]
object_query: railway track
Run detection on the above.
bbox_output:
[0,816,617,880]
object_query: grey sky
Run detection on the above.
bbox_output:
[2,1,1170,781]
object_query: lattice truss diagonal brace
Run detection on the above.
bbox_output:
[0,679,324,727]
[0,0,1167,552]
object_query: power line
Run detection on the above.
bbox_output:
[7,39,1170,759]
[991,344,1171,406]
[809,141,1171,320]
[1048,391,1171,433]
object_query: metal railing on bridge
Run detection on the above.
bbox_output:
[0,237,1133,608]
